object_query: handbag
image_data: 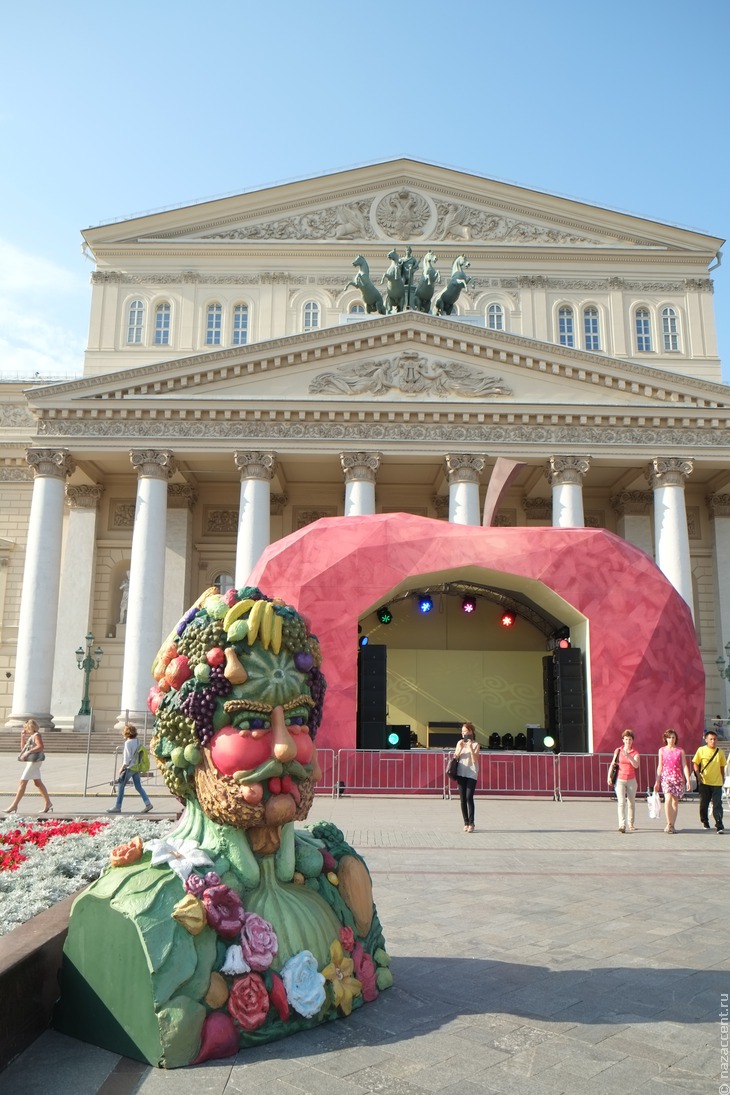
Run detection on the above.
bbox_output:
[608,749,620,786]
[446,755,459,781]
[18,749,45,762]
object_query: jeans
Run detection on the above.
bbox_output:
[115,768,152,810]
[698,783,724,830]
[456,775,476,826]
[616,779,636,829]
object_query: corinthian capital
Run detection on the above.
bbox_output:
[645,457,693,490]
[130,449,177,480]
[167,484,197,509]
[707,493,730,519]
[66,484,104,509]
[26,448,75,480]
[546,456,591,488]
[444,453,486,484]
[610,490,652,517]
[233,451,277,481]
[339,452,382,483]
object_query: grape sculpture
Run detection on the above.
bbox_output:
[58,586,392,1069]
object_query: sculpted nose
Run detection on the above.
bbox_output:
[270,705,297,762]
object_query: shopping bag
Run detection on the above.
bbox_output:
[647,789,662,820]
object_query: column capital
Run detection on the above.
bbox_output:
[234,451,276,481]
[167,483,197,509]
[340,451,382,484]
[130,449,177,480]
[26,448,75,480]
[66,484,104,509]
[546,455,591,487]
[270,493,288,515]
[432,495,449,519]
[645,457,693,490]
[610,490,652,517]
[523,497,551,520]
[444,453,486,484]
[707,493,730,519]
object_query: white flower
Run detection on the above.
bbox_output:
[144,837,213,881]
[220,944,251,976]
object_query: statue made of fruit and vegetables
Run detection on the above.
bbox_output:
[57,587,392,1068]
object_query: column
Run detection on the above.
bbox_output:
[645,457,694,617]
[118,450,176,727]
[161,484,197,641]
[51,485,104,731]
[234,452,276,587]
[546,456,591,528]
[444,454,485,525]
[610,490,654,557]
[708,493,730,712]
[6,448,75,731]
[340,452,381,516]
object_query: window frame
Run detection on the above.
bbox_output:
[154,302,171,346]
[303,300,320,332]
[126,299,145,345]
[634,307,653,353]
[558,305,575,348]
[232,302,249,346]
[660,305,680,352]
[582,305,600,351]
[487,302,504,331]
[206,302,223,346]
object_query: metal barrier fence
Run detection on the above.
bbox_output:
[334,749,667,800]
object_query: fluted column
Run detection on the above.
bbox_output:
[161,484,197,641]
[7,449,75,731]
[234,452,276,587]
[340,452,381,516]
[645,458,694,617]
[611,490,654,557]
[118,450,176,727]
[51,485,104,731]
[444,454,485,525]
[708,493,730,710]
[546,456,591,528]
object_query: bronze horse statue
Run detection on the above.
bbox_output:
[347,255,385,314]
[434,255,472,316]
[381,249,406,313]
[414,250,441,313]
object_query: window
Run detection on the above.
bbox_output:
[661,306,679,351]
[583,307,600,351]
[232,303,249,346]
[487,303,504,331]
[558,306,575,347]
[213,572,234,595]
[127,300,144,344]
[349,303,365,314]
[206,303,222,346]
[303,300,320,331]
[154,303,171,346]
[635,308,652,352]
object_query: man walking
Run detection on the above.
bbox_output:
[692,730,726,833]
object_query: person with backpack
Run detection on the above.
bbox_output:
[107,724,153,814]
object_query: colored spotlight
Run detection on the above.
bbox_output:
[377,606,393,625]
[418,594,434,614]
[462,595,477,614]
[387,731,400,747]
[500,610,516,628]
[359,636,369,647]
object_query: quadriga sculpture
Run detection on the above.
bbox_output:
[57,586,392,1068]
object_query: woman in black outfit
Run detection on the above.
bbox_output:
[454,722,480,832]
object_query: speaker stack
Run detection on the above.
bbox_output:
[357,645,387,749]
[543,648,587,752]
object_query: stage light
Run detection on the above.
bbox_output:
[543,733,560,754]
[462,595,477,614]
[500,610,516,628]
[418,594,434,614]
[558,638,571,649]
[359,636,369,647]
[377,606,393,624]
[555,627,571,649]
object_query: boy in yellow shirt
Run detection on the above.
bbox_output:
[692,730,726,833]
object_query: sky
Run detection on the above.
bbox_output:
[1,0,728,382]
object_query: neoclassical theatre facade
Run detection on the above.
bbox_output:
[1,159,729,744]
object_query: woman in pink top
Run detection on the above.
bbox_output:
[654,729,691,834]
[607,730,640,832]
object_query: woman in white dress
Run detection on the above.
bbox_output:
[5,719,53,814]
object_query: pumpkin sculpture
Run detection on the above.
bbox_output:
[56,587,391,1068]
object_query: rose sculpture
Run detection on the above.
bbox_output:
[57,587,392,1068]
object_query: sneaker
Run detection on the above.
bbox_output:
[142,803,154,814]
[717,828,724,834]
[702,822,711,829]
[106,807,121,814]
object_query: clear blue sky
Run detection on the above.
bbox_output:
[1,0,728,381]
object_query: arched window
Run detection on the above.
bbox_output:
[127,300,144,344]
[487,303,504,331]
[635,308,652,352]
[232,303,249,346]
[349,303,365,314]
[661,306,679,351]
[558,306,575,347]
[213,572,234,595]
[583,306,600,351]
[206,303,222,346]
[303,300,320,332]
[154,303,171,346]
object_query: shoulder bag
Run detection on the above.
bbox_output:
[446,752,459,781]
[608,748,620,786]
[697,748,719,785]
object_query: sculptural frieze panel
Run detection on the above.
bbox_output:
[374,190,434,239]
[0,404,36,428]
[199,200,377,242]
[309,352,512,398]
[435,202,601,245]
[110,501,136,529]
[205,507,239,535]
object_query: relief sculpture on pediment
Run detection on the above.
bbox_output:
[309,351,512,398]
[434,201,603,246]
[200,200,377,242]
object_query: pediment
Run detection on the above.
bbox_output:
[28,313,730,414]
[83,159,722,255]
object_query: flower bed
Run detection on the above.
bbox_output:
[0,816,172,936]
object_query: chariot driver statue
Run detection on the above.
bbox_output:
[399,246,419,309]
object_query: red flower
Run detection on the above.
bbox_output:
[338,926,355,953]
[202,884,245,938]
[228,972,270,1031]
[352,943,378,1002]
[0,819,108,872]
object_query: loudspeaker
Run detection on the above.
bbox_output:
[543,649,587,752]
[357,645,386,723]
[358,721,386,749]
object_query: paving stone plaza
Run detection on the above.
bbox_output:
[1,760,726,1095]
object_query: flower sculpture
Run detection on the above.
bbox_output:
[57,586,392,1068]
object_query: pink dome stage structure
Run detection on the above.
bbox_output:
[249,513,704,758]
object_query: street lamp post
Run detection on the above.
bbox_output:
[75,633,103,716]
[715,640,730,685]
